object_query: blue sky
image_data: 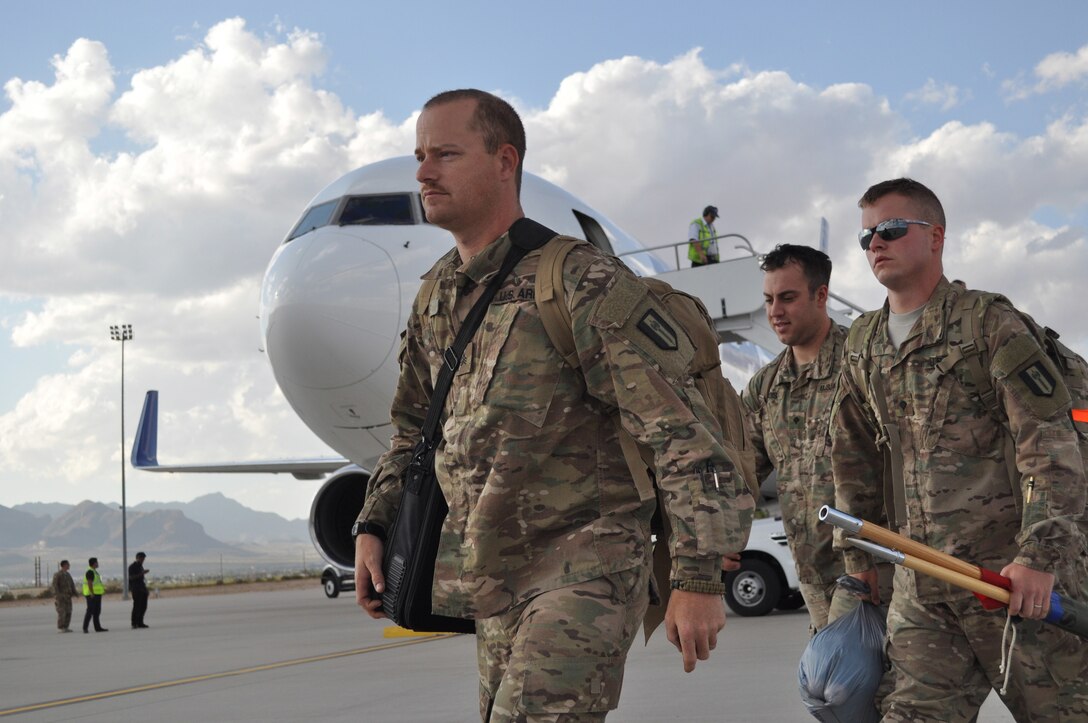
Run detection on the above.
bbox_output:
[1,2,1086,517]
[5,2,1086,133]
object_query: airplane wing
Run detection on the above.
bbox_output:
[131,390,350,480]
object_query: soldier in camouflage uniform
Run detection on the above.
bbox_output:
[51,559,77,632]
[353,89,752,722]
[832,178,1088,722]
[742,244,892,633]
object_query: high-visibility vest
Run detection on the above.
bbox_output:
[83,567,105,596]
[688,217,719,262]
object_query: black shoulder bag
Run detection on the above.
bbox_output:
[380,218,557,633]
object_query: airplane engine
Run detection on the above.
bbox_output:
[309,466,370,570]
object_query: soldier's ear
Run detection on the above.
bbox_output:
[929,224,945,254]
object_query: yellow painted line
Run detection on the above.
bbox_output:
[0,634,458,717]
[382,625,449,638]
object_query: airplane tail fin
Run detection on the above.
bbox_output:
[131,390,159,468]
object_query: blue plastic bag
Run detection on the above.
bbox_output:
[797,577,886,722]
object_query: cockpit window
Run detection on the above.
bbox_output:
[338,194,415,227]
[285,193,418,243]
[286,200,338,241]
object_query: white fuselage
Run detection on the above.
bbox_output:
[259,156,665,471]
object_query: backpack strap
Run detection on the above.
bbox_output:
[419,227,548,446]
[847,312,907,529]
[930,290,1022,510]
[929,290,994,410]
[536,237,583,369]
[868,359,908,530]
[758,355,780,409]
[534,237,654,505]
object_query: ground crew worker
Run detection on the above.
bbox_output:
[688,205,720,266]
[128,552,150,628]
[51,560,77,633]
[353,89,751,721]
[82,557,107,633]
[832,177,1088,721]
[742,244,893,633]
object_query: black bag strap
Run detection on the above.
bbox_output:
[418,218,558,447]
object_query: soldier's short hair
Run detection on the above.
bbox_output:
[859,178,946,228]
[760,244,831,294]
[424,89,526,195]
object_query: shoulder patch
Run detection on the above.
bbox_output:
[992,334,1044,380]
[993,333,1070,418]
[1019,361,1056,397]
[637,308,678,351]
[590,273,648,329]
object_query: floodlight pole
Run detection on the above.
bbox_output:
[110,324,133,601]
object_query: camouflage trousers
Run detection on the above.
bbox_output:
[882,577,1088,722]
[476,564,650,722]
[55,596,72,630]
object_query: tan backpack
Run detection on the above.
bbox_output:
[534,237,759,507]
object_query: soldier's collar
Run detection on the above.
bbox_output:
[455,233,512,289]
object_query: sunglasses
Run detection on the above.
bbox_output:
[858,218,932,251]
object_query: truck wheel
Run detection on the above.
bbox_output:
[324,575,340,598]
[724,559,781,617]
[776,590,806,611]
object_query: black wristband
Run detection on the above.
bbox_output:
[351,520,386,541]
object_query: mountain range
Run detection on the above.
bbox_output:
[1,494,309,551]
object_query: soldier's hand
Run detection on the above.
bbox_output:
[665,590,725,673]
[721,553,742,573]
[354,534,387,619]
[850,569,880,605]
[1001,562,1054,620]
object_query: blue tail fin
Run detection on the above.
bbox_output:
[131,390,159,468]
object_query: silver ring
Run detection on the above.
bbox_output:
[1033,604,1043,608]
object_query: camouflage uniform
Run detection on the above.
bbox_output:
[745,322,842,630]
[360,230,751,720]
[743,323,891,631]
[51,569,77,631]
[832,276,1088,722]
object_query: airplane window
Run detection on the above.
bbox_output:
[337,194,415,226]
[572,210,615,255]
[286,200,338,242]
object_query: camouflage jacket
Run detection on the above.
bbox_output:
[360,230,749,619]
[51,570,76,599]
[832,276,1086,602]
[742,322,847,586]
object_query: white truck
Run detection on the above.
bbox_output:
[723,515,803,617]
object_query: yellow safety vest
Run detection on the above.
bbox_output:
[83,567,105,596]
[688,217,718,262]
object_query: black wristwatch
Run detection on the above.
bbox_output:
[351,520,386,541]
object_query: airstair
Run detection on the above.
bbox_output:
[622,234,865,357]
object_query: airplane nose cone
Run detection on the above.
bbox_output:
[261,228,401,390]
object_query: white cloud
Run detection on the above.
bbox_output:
[1033,44,1088,92]
[520,50,1088,351]
[2,30,1088,518]
[904,78,965,111]
[1003,42,1088,99]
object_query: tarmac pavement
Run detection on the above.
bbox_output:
[0,586,1014,722]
